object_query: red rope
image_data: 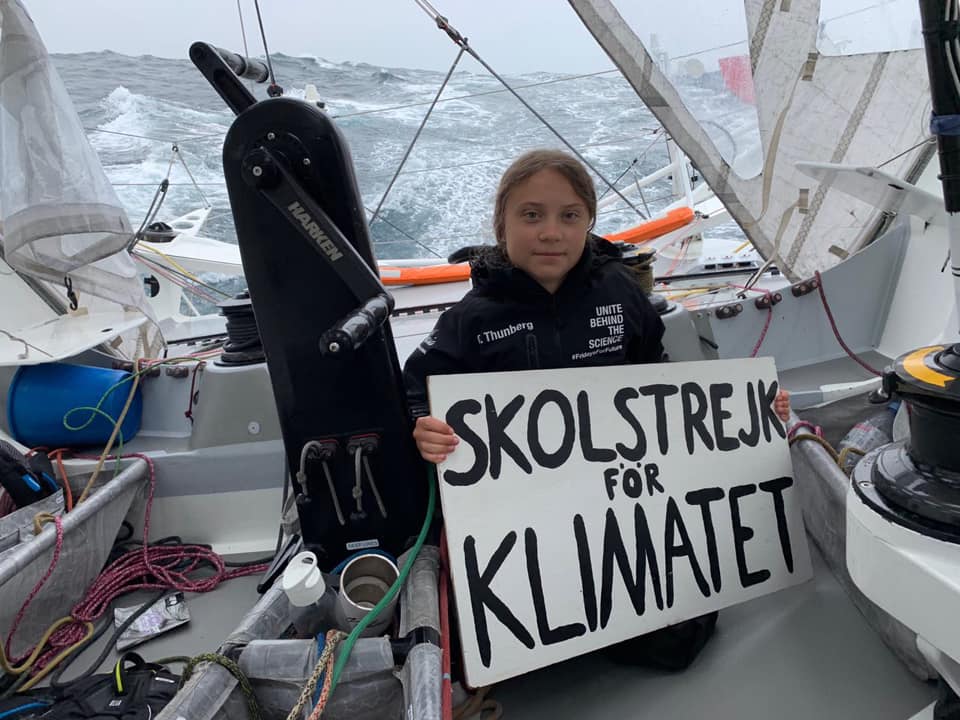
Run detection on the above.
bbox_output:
[50,449,73,511]
[725,283,775,358]
[309,644,337,720]
[788,421,823,440]
[814,270,882,376]
[4,516,64,661]
[184,362,206,423]
[7,453,269,670]
[751,301,773,358]
[663,237,689,277]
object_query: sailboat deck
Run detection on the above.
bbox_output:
[41,542,936,718]
[50,573,265,685]
[494,544,935,718]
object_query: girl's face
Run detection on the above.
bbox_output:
[502,168,592,294]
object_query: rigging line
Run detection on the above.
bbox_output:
[371,46,467,227]
[237,0,250,58]
[136,256,223,305]
[173,146,212,208]
[331,67,622,119]
[117,136,660,190]
[670,39,747,63]
[236,0,254,91]
[133,249,233,298]
[822,0,897,24]
[584,131,663,148]
[373,151,517,178]
[877,137,936,168]
[84,127,229,146]
[165,145,178,180]
[126,143,183,250]
[111,182,225,186]
[597,158,639,202]
[127,179,169,251]
[412,2,646,220]
[174,130,231,143]
[86,96,652,149]
[366,130,663,180]
[84,127,172,143]
[364,206,444,258]
[376,229,488,247]
[127,144,177,252]
[595,193,676,216]
[114,133,658,189]
[597,129,664,205]
[136,263,224,311]
[253,0,280,94]
[202,210,237,224]
[632,168,652,217]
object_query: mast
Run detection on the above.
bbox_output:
[918,0,960,331]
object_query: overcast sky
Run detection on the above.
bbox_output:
[24,1,618,75]
[21,0,920,75]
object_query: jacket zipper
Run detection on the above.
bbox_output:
[552,296,562,365]
[526,333,540,370]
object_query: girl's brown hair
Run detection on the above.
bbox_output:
[492,149,597,246]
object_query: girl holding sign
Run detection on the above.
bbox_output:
[404,149,790,670]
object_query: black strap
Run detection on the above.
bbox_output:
[42,655,180,720]
[923,19,960,42]
[0,446,55,509]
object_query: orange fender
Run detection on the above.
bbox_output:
[380,262,472,286]
[605,206,696,244]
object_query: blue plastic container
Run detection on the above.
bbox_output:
[7,363,143,448]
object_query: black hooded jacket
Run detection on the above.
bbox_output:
[403,237,665,418]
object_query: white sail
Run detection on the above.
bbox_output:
[0,0,148,310]
[569,0,933,281]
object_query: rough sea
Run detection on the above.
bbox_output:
[53,51,748,261]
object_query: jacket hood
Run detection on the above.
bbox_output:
[467,235,623,301]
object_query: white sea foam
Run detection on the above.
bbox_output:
[56,51,748,258]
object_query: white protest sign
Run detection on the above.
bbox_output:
[429,357,811,686]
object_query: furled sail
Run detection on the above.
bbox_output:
[569,0,934,280]
[0,0,148,310]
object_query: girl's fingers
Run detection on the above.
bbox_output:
[413,416,458,463]
[417,416,455,435]
[415,432,458,447]
[419,440,457,455]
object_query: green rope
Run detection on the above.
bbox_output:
[325,465,437,702]
[181,652,261,720]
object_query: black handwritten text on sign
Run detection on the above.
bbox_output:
[428,358,811,686]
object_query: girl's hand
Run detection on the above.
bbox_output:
[774,389,791,422]
[413,415,459,464]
